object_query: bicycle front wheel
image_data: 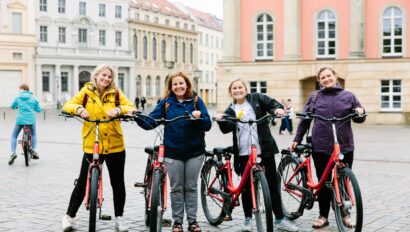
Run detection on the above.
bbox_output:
[253,170,273,232]
[333,167,363,232]
[23,142,30,167]
[200,159,226,226]
[144,159,153,226]
[150,170,164,232]
[89,167,99,232]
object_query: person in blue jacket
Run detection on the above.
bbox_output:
[9,83,42,165]
[136,71,211,232]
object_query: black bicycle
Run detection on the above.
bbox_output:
[18,125,33,167]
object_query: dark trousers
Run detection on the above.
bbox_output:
[312,151,354,218]
[279,116,293,133]
[66,151,126,217]
[238,155,284,219]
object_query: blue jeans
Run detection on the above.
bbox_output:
[11,124,37,153]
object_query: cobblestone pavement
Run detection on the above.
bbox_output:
[0,109,409,231]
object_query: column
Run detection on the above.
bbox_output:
[73,65,79,94]
[349,0,365,58]
[55,65,61,106]
[114,66,119,86]
[35,64,42,99]
[222,0,240,61]
[129,67,136,100]
[283,0,301,60]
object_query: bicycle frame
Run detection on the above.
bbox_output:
[21,125,32,150]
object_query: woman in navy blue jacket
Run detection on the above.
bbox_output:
[291,67,365,229]
[136,71,211,232]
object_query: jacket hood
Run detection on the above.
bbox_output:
[19,91,33,101]
[320,83,344,93]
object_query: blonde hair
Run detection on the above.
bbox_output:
[90,64,116,91]
[317,67,337,81]
[228,78,248,97]
[164,71,194,99]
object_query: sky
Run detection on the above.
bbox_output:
[170,0,223,19]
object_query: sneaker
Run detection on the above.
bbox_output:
[8,153,17,165]
[242,217,252,231]
[30,149,39,159]
[61,215,75,231]
[115,216,129,232]
[275,218,298,231]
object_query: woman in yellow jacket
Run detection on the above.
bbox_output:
[61,64,135,232]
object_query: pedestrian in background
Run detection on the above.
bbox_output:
[8,83,42,165]
[61,64,135,232]
[134,96,140,109]
[141,96,146,111]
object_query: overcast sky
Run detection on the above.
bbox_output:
[170,0,223,19]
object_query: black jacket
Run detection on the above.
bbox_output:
[217,93,284,158]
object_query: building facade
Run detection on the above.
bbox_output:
[0,0,36,106]
[220,0,410,124]
[35,0,134,108]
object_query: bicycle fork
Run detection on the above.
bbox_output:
[84,164,104,209]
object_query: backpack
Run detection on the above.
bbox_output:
[164,96,198,114]
[82,89,120,108]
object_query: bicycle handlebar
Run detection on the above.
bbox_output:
[296,112,366,122]
[128,111,203,125]
[213,113,280,124]
[59,111,127,123]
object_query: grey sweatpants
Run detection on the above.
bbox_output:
[165,155,204,224]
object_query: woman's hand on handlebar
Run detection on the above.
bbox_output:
[274,108,286,116]
[107,108,121,118]
[290,142,298,152]
[355,107,365,116]
[77,107,90,119]
[213,113,224,121]
[192,110,201,119]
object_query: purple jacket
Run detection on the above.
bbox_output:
[293,86,366,154]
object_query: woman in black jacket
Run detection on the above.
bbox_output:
[215,79,298,232]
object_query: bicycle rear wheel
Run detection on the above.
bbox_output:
[144,159,153,226]
[150,170,164,232]
[22,132,30,167]
[277,155,307,220]
[89,167,99,232]
[253,170,273,232]
[200,159,226,226]
[333,167,363,232]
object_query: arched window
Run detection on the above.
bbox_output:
[317,10,336,58]
[174,40,178,62]
[256,13,273,60]
[182,42,186,63]
[143,36,148,60]
[146,76,151,96]
[162,40,166,62]
[155,76,160,96]
[152,37,157,61]
[382,6,403,56]
[136,75,141,97]
[133,34,138,58]
[190,43,193,64]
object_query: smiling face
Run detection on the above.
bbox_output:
[171,76,187,100]
[318,68,337,89]
[94,69,113,92]
[230,80,247,103]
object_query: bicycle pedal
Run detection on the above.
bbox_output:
[162,219,172,227]
[223,215,232,221]
[101,214,112,220]
[134,182,145,187]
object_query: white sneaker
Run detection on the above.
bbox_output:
[61,215,75,231]
[115,216,129,232]
[242,217,252,231]
[275,218,298,231]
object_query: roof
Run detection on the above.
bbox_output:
[130,0,192,20]
[184,6,223,31]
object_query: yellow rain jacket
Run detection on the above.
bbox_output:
[63,83,135,154]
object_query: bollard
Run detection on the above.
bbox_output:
[43,110,46,121]
[3,111,5,120]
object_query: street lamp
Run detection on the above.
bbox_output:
[56,75,61,109]
[193,68,201,93]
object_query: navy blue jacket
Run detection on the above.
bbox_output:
[136,93,212,161]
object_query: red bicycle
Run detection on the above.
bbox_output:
[278,112,364,232]
[201,114,275,232]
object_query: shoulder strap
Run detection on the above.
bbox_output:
[82,93,89,108]
[114,89,120,107]
[308,90,319,112]
[194,96,198,110]
[164,98,169,114]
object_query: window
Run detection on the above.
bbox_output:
[155,76,160,96]
[99,30,106,46]
[191,25,195,31]
[190,44,193,64]
[78,28,87,43]
[39,0,47,12]
[317,10,336,58]
[40,26,47,42]
[382,7,403,57]
[61,72,68,92]
[143,36,148,60]
[165,19,170,25]
[118,73,124,90]
[184,23,188,29]
[381,80,401,110]
[199,52,203,64]
[211,35,214,47]
[199,33,202,45]
[146,76,151,96]
[176,21,180,28]
[174,41,178,62]
[135,13,140,20]
[133,35,138,58]
[152,37,157,61]
[162,40,166,62]
[256,13,274,59]
[58,27,66,43]
[116,31,122,47]
[13,52,22,60]
[216,37,219,48]
[144,15,150,22]
[182,42,186,63]
[42,71,50,92]
[12,13,22,33]
[154,17,159,23]
[250,81,267,93]
[58,0,65,13]
[115,5,122,19]
[99,4,105,17]
[206,34,209,46]
[79,2,86,15]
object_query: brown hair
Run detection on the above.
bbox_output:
[316,67,337,81]
[228,78,248,97]
[164,71,194,99]
[90,64,116,91]
[19,83,29,91]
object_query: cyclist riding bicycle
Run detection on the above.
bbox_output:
[214,78,298,232]
[9,83,42,165]
[61,64,135,232]
[290,67,366,229]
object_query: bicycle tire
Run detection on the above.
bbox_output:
[144,159,153,226]
[277,155,308,220]
[332,167,363,232]
[150,170,164,232]
[253,170,273,232]
[200,159,227,226]
[22,132,30,167]
[89,167,99,232]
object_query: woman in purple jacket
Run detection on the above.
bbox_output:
[290,67,366,229]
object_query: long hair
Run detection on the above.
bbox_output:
[90,64,116,91]
[163,71,194,99]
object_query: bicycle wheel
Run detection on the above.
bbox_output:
[253,170,273,232]
[22,133,30,167]
[277,155,307,220]
[333,167,363,232]
[89,167,99,232]
[200,159,226,226]
[144,160,153,226]
[150,170,164,232]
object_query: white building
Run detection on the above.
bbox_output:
[35,0,134,108]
